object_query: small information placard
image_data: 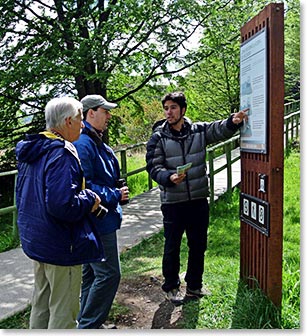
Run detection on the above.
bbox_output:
[240,193,270,236]
[176,162,192,175]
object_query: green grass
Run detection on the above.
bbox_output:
[119,148,300,329]
[0,149,300,329]
[0,306,31,329]
[116,148,300,329]
[280,149,300,329]
[117,150,157,198]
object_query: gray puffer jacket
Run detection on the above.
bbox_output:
[146,116,241,204]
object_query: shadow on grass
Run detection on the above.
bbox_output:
[151,298,200,329]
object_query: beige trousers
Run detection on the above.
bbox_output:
[30,261,82,329]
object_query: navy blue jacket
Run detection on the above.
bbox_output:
[74,121,122,235]
[15,132,104,266]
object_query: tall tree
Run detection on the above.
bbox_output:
[0,0,225,154]
[175,0,272,122]
[175,0,299,122]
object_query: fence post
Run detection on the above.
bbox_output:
[295,114,299,138]
[285,119,289,149]
[12,173,18,242]
[225,142,232,192]
[120,149,127,179]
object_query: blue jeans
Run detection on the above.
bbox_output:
[77,231,121,329]
[161,199,209,292]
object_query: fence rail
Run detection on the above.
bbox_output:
[0,101,300,239]
[207,135,240,204]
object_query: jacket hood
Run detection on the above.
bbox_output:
[152,119,166,132]
[16,132,65,163]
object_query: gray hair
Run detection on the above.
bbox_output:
[45,97,83,130]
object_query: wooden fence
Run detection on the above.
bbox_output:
[0,100,300,241]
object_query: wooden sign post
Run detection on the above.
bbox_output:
[239,3,284,307]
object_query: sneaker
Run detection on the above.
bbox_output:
[166,288,184,306]
[99,323,117,329]
[185,287,211,299]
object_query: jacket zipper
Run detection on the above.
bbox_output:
[179,140,191,201]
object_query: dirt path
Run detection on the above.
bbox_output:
[110,275,186,329]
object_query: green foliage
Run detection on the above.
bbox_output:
[112,90,165,145]
[0,0,226,167]
[173,0,300,123]
[208,190,241,258]
[0,1,300,168]
[0,227,19,252]
[0,174,19,251]
[122,150,158,196]
[284,0,300,102]
[175,0,272,122]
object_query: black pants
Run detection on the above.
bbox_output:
[161,198,209,292]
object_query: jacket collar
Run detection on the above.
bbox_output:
[159,117,192,140]
[82,120,103,147]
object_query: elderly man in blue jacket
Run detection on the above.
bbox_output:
[15,97,104,329]
[74,94,129,329]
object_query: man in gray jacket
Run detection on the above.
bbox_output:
[146,91,248,305]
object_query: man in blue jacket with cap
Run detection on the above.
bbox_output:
[74,94,129,329]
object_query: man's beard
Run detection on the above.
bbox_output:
[168,114,183,126]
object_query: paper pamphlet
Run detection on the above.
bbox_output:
[176,162,192,175]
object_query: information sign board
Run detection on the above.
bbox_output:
[240,28,268,153]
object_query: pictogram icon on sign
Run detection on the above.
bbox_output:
[240,192,270,236]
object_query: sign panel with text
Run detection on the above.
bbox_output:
[240,27,267,153]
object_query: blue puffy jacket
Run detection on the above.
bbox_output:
[74,121,122,235]
[15,132,104,266]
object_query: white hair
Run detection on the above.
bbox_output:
[45,97,83,130]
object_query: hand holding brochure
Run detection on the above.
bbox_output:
[176,162,192,175]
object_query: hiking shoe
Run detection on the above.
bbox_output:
[99,323,117,329]
[185,287,211,299]
[166,288,184,306]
